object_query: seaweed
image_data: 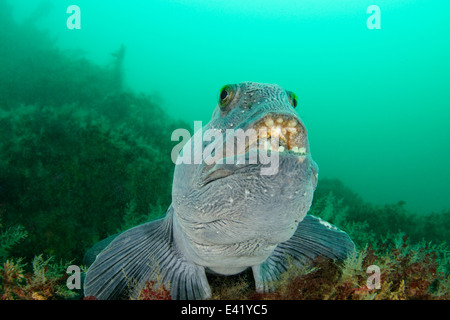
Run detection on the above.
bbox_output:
[0,222,27,261]
[1,217,78,300]
[0,1,190,264]
[207,237,450,300]
[0,1,191,299]
[137,281,172,300]
[1,254,78,300]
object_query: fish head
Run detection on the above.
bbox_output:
[172,82,318,247]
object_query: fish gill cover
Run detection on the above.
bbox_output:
[0,0,449,300]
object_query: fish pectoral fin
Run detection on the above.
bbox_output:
[83,233,119,267]
[252,215,355,293]
[83,206,211,300]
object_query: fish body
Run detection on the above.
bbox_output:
[84,82,355,299]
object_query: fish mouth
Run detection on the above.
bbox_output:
[198,113,309,186]
[244,113,307,155]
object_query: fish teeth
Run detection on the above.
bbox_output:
[259,140,306,155]
[255,115,307,155]
[265,118,274,127]
[287,119,297,127]
[286,127,297,134]
[259,130,268,138]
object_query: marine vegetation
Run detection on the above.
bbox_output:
[0,0,449,300]
[0,0,189,265]
[0,0,187,299]
[0,216,79,300]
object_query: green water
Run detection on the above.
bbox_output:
[4,0,450,214]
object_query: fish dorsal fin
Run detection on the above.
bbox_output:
[83,206,211,300]
[252,215,355,293]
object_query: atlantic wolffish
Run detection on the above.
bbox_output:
[83,82,355,299]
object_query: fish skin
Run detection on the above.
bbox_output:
[83,82,354,300]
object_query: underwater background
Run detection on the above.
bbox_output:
[0,0,449,300]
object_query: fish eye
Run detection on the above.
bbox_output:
[287,91,298,108]
[219,85,234,108]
